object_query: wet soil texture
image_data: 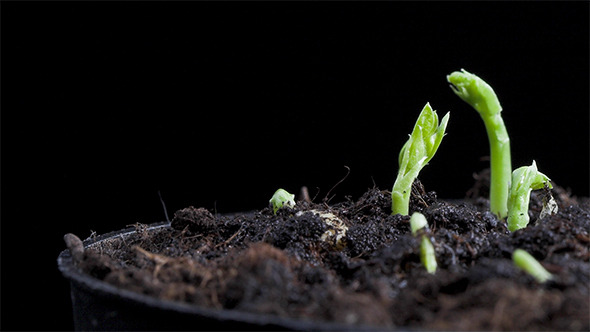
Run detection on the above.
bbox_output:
[77,178,589,330]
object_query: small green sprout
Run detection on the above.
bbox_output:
[410,212,437,274]
[447,69,511,219]
[410,211,428,235]
[507,161,552,232]
[512,249,553,283]
[269,188,295,215]
[392,103,450,216]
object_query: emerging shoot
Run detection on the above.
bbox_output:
[447,69,511,219]
[410,212,437,274]
[512,249,553,283]
[507,161,553,232]
[269,188,295,215]
[392,103,450,215]
[410,211,428,235]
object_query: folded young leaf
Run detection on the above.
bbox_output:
[392,103,450,215]
[269,188,296,215]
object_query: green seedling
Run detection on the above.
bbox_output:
[392,103,450,216]
[410,212,437,274]
[447,69,511,219]
[512,249,553,283]
[269,188,295,215]
[507,161,552,232]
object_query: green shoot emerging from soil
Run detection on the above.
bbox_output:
[512,249,553,283]
[410,212,437,274]
[447,69,511,219]
[269,188,295,215]
[392,103,450,216]
[507,161,552,232]
[410,212,428,235]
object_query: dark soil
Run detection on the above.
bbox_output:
[70,174,590,330]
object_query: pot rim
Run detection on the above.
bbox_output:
[57,221,393,331]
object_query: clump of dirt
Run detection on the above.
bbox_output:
[69,172,589,330]
[171,206,217,233]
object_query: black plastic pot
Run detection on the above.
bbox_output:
[58,222,388,331]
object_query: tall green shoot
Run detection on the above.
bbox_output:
[392,103,450,215]
[447,69,511,219]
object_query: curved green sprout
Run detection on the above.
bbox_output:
[507,161,552,232]
[410,212,437,274]
[392,103,450,215]
[512,249,553,283]
[447,69,511,219]
[269,188,295,215]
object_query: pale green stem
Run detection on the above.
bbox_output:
[410,212,437,274]
[507,189,532,232]
[482,113,511,219]
[420,235,437,274]
[392,175,411,216]
[392,157,428,216]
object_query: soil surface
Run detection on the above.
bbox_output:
[72,173,589,330]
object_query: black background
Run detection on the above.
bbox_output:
[2,2,588,330]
